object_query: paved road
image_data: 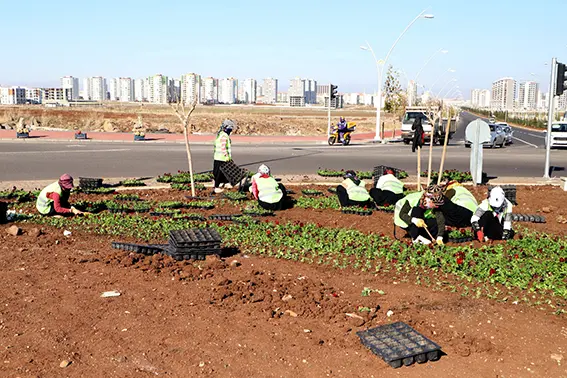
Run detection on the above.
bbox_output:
[0,114,565,181]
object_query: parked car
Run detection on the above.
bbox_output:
[465,123,506,148]
[496,122,513,145]
[544,122,567,149]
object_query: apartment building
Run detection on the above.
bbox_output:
[407,80,418,106]
[108,78,119,101]
[148,74,169,104]
[288,77,305,107]
[219,78,237,104]
[240,78,257,104]
[134,78,146,102]
[61,76,79,100]
[517,81,539,110]
[203,77,218,104]
[119,77,134,102]
[0,87,26,104]
[41,88,73,102]
[262,78,278,104]
[180,73,201,104]
[491,77,515,110]
[25,88,42,104]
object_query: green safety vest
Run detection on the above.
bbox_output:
[36,181,62,215]
[379,175,404,194]
[213,131,231,162]
[256,176,283,204]
[344,178,370,202]
[450,186,478,213]
[394,191,424,228]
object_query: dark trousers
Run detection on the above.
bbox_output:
[406,217,438,241]
[336,185,371,208]
[440,201,473,228]
[369,188,403,207]
[258,184,292,211]
[213,160,229,188]
[478,212,513,240]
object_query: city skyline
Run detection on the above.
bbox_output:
[1,0,566,98]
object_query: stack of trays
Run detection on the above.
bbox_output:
[165,228,222,261]
[79,177,103,189]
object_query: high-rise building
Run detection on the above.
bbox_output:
[262,78,278,104]
[81,78,91,100]
[0,87,26,104]
[517,81,539,110]
[148,74,169,104]
[91,77,106,102]
[219,78,237,104]
[478,89,490,108]
[491,77,515,110]
[407,80,418,106]
[118,77,134,102]
[203,77,218,104]
[134,78,146,102]
[108,78,119,101]
[289,77,306,107]
[240,78,257,104]
[61,76,79,100]
[304,79,317,104]
[180,73,201,104]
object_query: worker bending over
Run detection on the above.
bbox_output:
[436,181,478,228]
[369,169,404,206]
[471,186,514,241]
[250,164,291,211]
[36,174,83,216]
[336,170,372,208]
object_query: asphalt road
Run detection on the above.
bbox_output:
[0,113,565,181]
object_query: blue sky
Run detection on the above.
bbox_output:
[1,0,566,98]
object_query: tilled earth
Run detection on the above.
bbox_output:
[0,185,566,377]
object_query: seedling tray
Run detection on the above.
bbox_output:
[174,214,206,221]
[164,247,221,261]
[209,214,241,221]
[168,228,221,248]
[342,209,373,216]
[79,177,103,189]
[448,237,473,243]
[301,190,323,196]
[111,242,167,255]
[185,203,215,210]
[241,210,275,217]
[224,193,248,201]
[357,321,442,369]
[0,201,7,224]
[511,213,546,223]
[219,160,249,187]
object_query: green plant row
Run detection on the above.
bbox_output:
[420,169,472,183]
[157,172,213,183]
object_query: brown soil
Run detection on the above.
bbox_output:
[0,105,397,136]
[1,185,566,377]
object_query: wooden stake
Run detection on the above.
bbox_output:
[417,146,421,189]
[423,224,435,241]
[438,108,452,184]
[426,121,435,185]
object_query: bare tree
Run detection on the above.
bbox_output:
[170,94,199,197]
[422,98,442,185]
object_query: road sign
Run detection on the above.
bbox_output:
[465,119,491,185]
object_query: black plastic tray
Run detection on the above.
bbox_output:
[357,322,442,369]
[168,228,222,247]
[219,160,249,187]
[209,214,241,221]
[111,242,167,255]
[342,209,373,216]
[511,213,546,223]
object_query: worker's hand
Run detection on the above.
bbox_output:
[411,217,426,228]
[476,230,484,242]
[502,229,512,240]
[70,206,83,215]
[436,237,444,246]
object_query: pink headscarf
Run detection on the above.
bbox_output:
[58,173,74,190]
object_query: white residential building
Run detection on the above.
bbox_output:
[491,77,515,110]
[119,77,134,102]
[0,87,26,104]
[478,89,490,108]
[148,74,169,104]
[81,78,91,100]
[25,88,42,104]
[407,80,418,106]
[134,78,146,102]
[517,81,539,110]
[343,93,360,105]
[289,77,306,107]
[240,78,257,104]
[61,76,79,100]
[203,77,218,104]
[257,83,263,97]
[219,77,237,104]
[180,73,201,104]
[41,88,73,102]
[277,92,288,103]
[108,78,119,101]
[262,78,278,104]
[470,89,481,107]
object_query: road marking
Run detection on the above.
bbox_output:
[0,148,131,155]
[526,133,545,139]
[512,136,539,148]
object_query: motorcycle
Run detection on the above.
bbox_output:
[328,122,356,146]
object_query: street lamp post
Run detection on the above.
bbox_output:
[430,68,456,92]
[435,78,457,99]
[412,48,448,105]
[360,8,434,141]
[442,84,459,99]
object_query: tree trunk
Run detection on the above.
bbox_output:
[183,124,195,197]
[438,111,452,184]
[417,147,421,190]
[426,122,435,185]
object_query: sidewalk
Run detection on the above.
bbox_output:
[0,129,402,145]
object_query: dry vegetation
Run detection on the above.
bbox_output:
[0,104,398,136]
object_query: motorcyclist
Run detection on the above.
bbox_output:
[337,117,347,142]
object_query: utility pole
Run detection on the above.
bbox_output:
[327,82,331,137]
[544,58,558,179]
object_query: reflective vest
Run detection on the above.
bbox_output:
[394,191,424,228]
[450,186,478,213]
[213,131,231,162]
[256,176,283,204]
[378,174,404,194]
[343,178,370,202]
[36,181,62,215]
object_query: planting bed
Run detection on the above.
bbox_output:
[0,184,566,376]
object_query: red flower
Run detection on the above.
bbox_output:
[514,254,519,259]
[266,230,271,236]
[560,257,565,263]
[391,258,398,264]
[489,268,496,276]
[299,222,304,227]
[331,292,339,297]
[456,257,464,265]
[275,220,279,225]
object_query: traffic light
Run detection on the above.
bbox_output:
[555,62,567,97]
[330,84,338,99]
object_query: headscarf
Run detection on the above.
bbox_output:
[58,173,74,190]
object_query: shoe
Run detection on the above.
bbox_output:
[219,183,225,188]
[214,188,224,194]
[224,183,233,189]
[413,235,431,245]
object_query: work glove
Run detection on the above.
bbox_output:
[70,206,82,215]
[411,217,426,228]
[476,230,485,242]
[436,237,444,246]
[471,221,481,232]
[502,229,512,240]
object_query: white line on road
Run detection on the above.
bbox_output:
[526,133,545,139]
[512,136,539,148]
[0,148,131,155]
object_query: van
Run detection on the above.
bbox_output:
[545,122,567,149]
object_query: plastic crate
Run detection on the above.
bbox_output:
[357,322,442,369]
[168,228,222,248]
[219,160,249,187]
[79,177,103,189]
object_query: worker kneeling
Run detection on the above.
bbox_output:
[471,186,514,241]
[394,185,446,245]
[436,181,478,228]
[250,164,291,211]
[336,170,372,208]
[369,169,404,206]
[36,174,84,216]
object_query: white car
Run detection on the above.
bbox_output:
[465,123,506,148]
[545,122,567,149]
[495,122,513,145]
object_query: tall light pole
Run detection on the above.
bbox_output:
[430,68,456,92]
[360,9,434,141]
[442,84,459,99]
[412,48,448,105]
[435,79,457,99]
